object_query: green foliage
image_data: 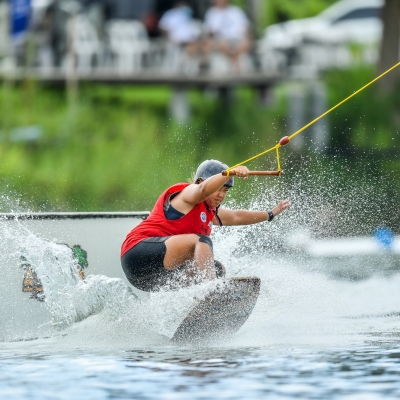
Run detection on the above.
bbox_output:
[324,66,400,151]
[259,0,339,27]
[0,82,286,212]
[1,65,400,219]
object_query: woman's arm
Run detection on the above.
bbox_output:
[217,200,291,226]
[172,166,249,213]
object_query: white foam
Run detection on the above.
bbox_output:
[1,156,400,350]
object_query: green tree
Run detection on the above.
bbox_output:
[259,0,338,27]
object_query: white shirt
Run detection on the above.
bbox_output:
[204,5,249,42]
[159,7,198,44]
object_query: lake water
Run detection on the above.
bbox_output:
[1,218,400,399]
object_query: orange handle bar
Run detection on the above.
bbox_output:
[222,170,283,176]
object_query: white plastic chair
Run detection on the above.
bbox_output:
[257,38,288,74]
[67,14,102,71]
[105,19,150,73]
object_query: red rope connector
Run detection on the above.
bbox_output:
[279,136,290,146]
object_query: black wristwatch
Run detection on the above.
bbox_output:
[267,210,274,222]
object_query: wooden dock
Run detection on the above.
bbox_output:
[0,68,282,120]
[0,68,283,89]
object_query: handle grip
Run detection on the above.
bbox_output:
[222,170,283,176]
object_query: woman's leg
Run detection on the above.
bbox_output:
[163,234,217,280]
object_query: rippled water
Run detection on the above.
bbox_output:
[1,340,400,399]
[2,213,400,398]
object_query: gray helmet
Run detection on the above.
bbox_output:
[195,159,234,187]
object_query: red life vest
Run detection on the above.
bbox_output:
[120,183,216,257]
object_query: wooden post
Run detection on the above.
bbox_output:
[378,0,400,92]
[287,83,306,152]
[169,86,191,122]
[311,80,329,153]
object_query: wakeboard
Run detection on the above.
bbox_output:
[171,277,260,343]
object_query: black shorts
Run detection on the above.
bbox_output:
[121,236,224,292]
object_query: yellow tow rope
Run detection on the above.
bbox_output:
[226,61,400,175]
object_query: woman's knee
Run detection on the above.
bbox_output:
[196,234,213,252]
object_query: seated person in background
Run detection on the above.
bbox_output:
[158,1,201,58]
[204,0,251,72]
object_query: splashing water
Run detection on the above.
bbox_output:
[1,155,400,351]
[1,216,400,351]
[0,213,222,345]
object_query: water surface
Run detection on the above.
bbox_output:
[2,205,400,399]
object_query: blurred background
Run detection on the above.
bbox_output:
[0,0,399,236]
